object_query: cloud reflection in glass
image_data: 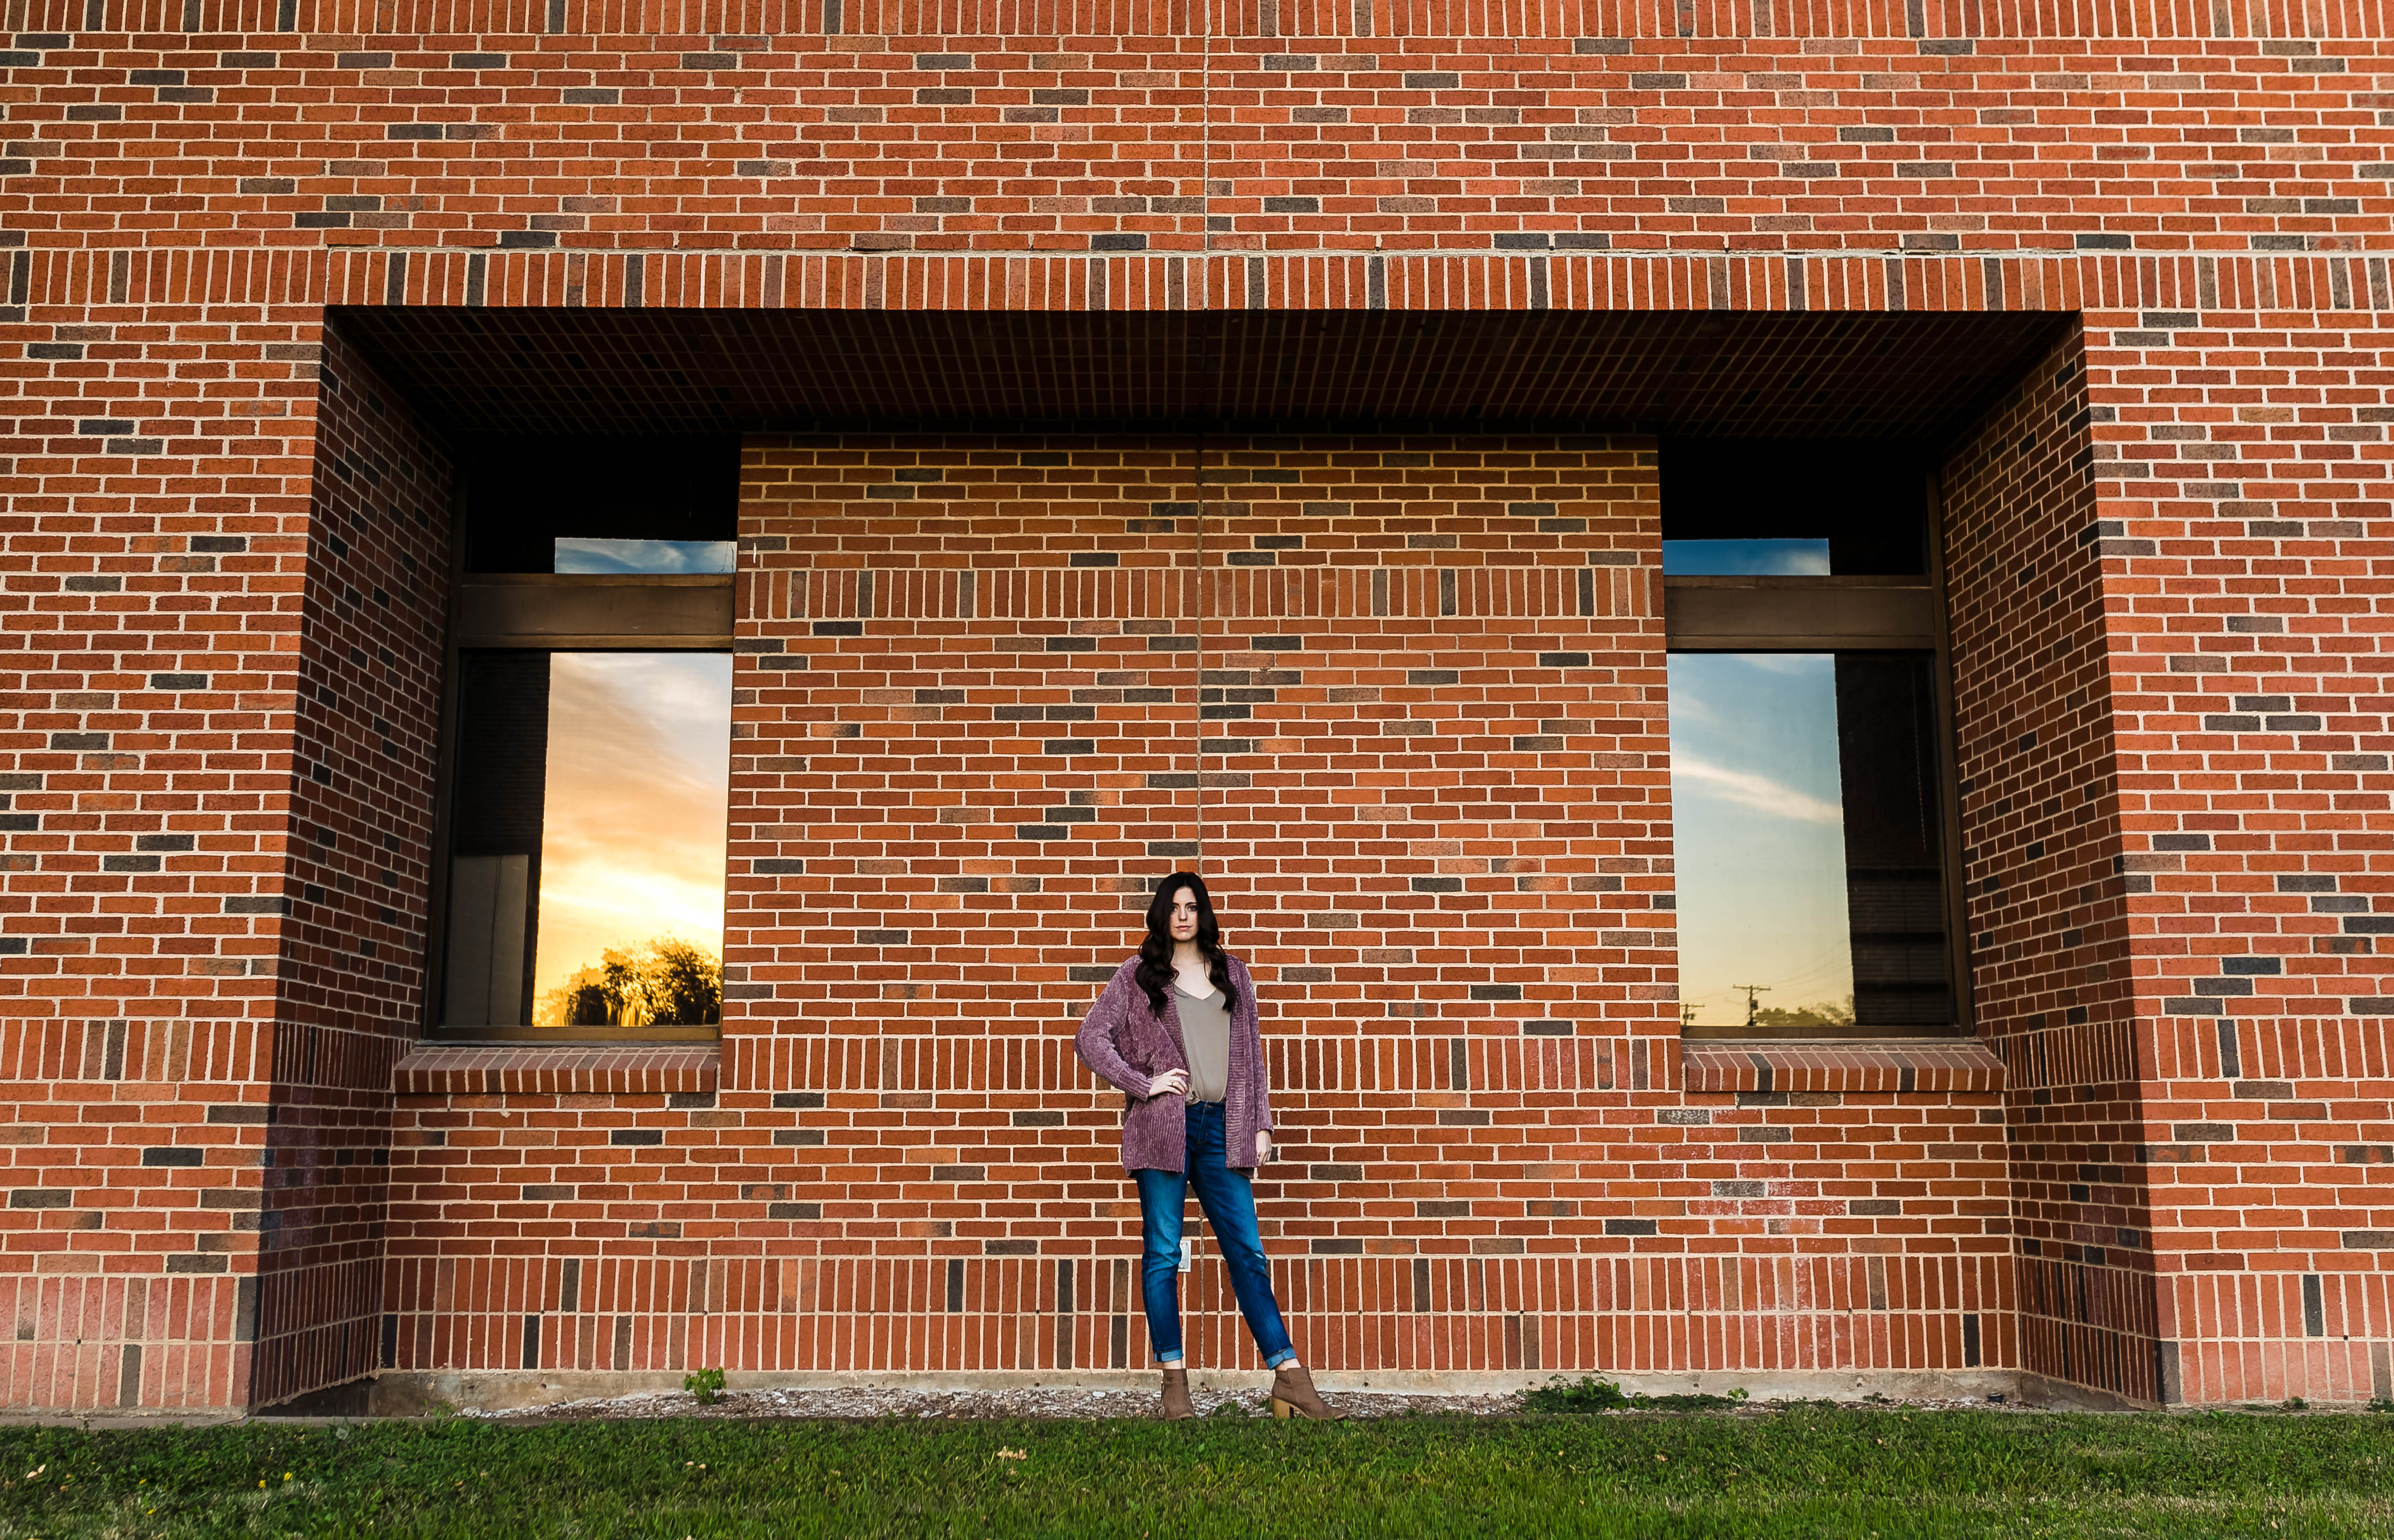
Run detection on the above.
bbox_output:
[1667,652,1858,1029]
[1661,538,1831,577]
[554,537,737,575]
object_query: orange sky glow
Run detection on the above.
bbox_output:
[531,651,733,1010]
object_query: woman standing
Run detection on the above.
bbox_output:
[1074,872,1344,1421]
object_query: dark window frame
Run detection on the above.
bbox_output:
[423,569,736,1046]
[1663,474,1974,1043]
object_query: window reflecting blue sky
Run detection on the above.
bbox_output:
[1667,652,1857,1029]
[1662,538,1831,576]
[554,537,737,575]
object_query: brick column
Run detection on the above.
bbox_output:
[1944,326,2163,1404]
[251,325,448,1407]
[2085,291,2394,1406]
[0,255,444,1412]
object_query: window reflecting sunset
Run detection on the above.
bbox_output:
[441,648,731,1032]
[530,652,731,1026]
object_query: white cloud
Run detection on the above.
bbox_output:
[1740,652,1832,676]
[1672,754,1844,825]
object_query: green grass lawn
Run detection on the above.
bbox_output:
[2,1404,2389,1538]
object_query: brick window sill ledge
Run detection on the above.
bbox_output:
[394,1043,719,1096]
[1681,1038,2005,1096]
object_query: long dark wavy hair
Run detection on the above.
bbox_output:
[1135,872,1240,1017]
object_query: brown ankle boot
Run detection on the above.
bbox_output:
[1159,1364,1194,1420]
[1269,1362,1345,1421]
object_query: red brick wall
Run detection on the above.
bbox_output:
[1942,327,2160,1401]
[0,9,2386,259]
[2,0,2391,1412]
[251,325,449,1407]
[0,310,447,1409]
[0,268,328,1409]
[1945,291,2394,1408]
[377,435,2014,1387]
[2087,291,2394,1407]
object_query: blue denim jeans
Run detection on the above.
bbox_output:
[1134,1101,1296,1369]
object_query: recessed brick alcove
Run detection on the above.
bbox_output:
[2,0,2390,1416]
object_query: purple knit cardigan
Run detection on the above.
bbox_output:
[1074,955,1273,1174]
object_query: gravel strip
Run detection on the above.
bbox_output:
[477,1385,2022,1423]
[489,1385,1526,1422]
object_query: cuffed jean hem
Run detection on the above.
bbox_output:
[1263,1348,1298,1369]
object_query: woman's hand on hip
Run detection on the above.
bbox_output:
[1146,1069,1189,1100]
[1256,1130,1272,1165]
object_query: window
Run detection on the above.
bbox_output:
[1662,442,1967,1040]
[428,440,737,1042]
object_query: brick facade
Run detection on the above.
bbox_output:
[2,0,2390,1412]
[252,326,449,1407]
[1944,330,2160,1401]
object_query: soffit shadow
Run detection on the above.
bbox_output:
[336,306,2071,441]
